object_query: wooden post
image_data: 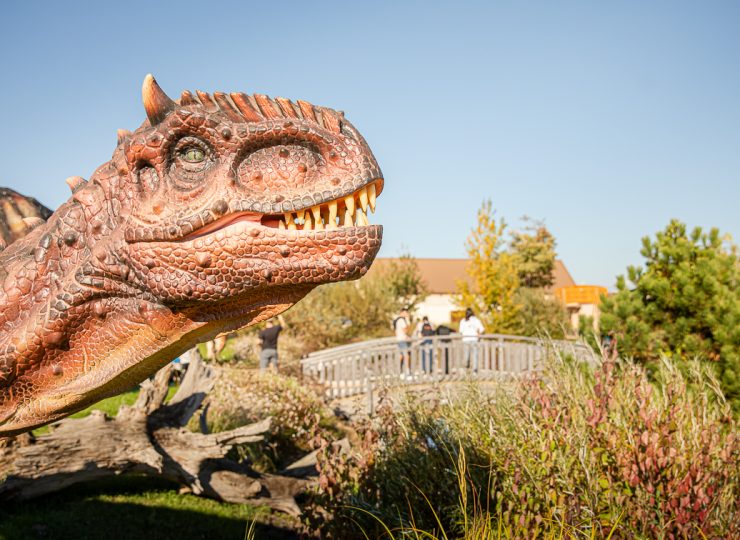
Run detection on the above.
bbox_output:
[365,367,374,416]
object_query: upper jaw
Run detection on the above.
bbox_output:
[182,178,381,240]
[124,177,383,243]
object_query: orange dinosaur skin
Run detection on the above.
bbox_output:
[0,76,383,435]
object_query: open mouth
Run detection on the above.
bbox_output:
[182,179,381,241]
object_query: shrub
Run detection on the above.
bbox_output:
[281,273,400,353]
[600,220,739,410]
[200,367,335,471]
[308,354,739,538]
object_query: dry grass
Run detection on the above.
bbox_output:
[307,353,739,538]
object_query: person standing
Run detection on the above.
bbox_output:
[394,308,411,376]
[436,324,453,374]
[413,316,435,374]
[459,308,484,373]
[259,315,285,372]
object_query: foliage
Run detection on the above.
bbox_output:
[386,250,428,312]
[510,217,557,288]
[512,287,570,339]
[307,354,738,538]
[600,219,740,409]
[201,367,335,471]
[281,271,400,353]
[457,201,570,338]
[578,314,600,351]
[457,199,521,333]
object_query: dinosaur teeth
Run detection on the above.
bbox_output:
[310,206,323,230]
[327,201,338,229]
[358,187,369,212]
[368,184,376,213]
[344,195,354,216]
[356,207,368,226]
[274,179,380,231]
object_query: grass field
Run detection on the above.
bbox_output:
[31,386,178,436]
[0,476,301,540]
[10,385,303,540]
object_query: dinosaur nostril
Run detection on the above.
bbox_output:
[212,200,228,216]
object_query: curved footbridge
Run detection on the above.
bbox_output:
[301,334,597,401]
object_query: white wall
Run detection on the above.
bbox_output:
[413,294,458,326]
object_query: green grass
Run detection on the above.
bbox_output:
[197,339,252,365]
[0,476,301,540]
[32,385,179,436]
[13,386,303,539]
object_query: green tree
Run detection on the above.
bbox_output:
[457,200,521,332]
[282,271,401,353]
[510,218,557,288]
[600,219,739,408]
[387,250,428,312]
[512,287,570,339]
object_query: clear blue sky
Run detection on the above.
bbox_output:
[2,1,738,287]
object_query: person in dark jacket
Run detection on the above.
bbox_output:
[413,316,436,373]
[259,315,286,371]
[436,324,453,374]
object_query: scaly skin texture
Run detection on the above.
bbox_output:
[0,75,383,435]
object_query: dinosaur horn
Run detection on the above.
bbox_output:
[117,129,132,145]
[65,176,87,193]
[142,74,175,125]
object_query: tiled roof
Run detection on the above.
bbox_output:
[370,258,576,294]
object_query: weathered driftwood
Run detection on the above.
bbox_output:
[0,355,311,515]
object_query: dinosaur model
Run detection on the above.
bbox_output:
[0,188,53,248]
[0,75,383,436]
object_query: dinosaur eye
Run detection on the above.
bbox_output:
[171,137,213,186]
[181,147,205,163]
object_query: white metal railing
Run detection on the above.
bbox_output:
[301,333,596,399]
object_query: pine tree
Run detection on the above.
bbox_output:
[457,200,521,332]
[600,219,739,409]
[510,218,557,288]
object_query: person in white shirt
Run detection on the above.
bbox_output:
[458,307,484,372]
[394,308,411,375]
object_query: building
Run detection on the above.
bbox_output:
[553,285,609,331]
[373,258,606,330]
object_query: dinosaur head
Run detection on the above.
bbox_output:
[115,75,383,312]
[0,75,382,435]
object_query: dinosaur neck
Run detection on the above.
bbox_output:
[0,194,118,388]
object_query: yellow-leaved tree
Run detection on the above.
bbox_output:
[457,199,521,332]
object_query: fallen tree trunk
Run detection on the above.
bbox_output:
[0,355,312,516]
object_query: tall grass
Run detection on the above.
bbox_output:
[307,354,739,538]
[196,368,336,471]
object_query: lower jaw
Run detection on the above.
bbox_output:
[5,228,382,435]
[3,291,310,436]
